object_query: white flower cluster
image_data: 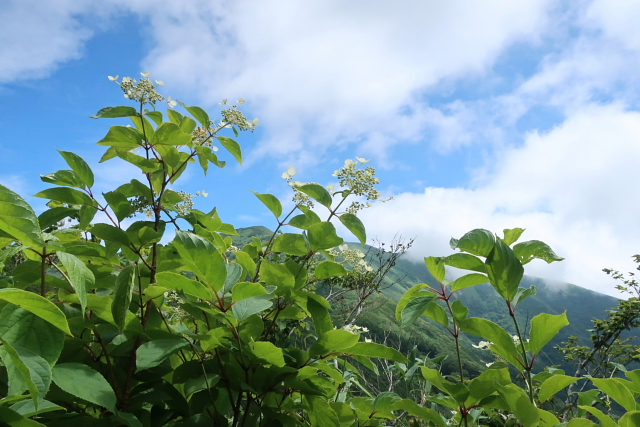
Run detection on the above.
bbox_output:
[332,158,388,214]
[109,73,165,105]
[329,244,374,273]
[173,190,207,216]
[341,324,369,334]
[220,104,259,132]
[472,341,492,350]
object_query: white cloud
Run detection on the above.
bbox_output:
[0,0,102,82]
[360,104,640,296]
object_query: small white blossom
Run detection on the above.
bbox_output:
[472,341,492,350]
[356,157,371,163]
[344,159,356,167]
[237,98,246,104]
[108,75,119,81]
[339,244,349,251]
[167,96,177,108]
[252,118,260,127]
[485,362,494,367]
[220,98,228,105]
[327,184,336,192]
[364,337,372,343]
[141,72,152,78]
[155,80,164,85]
[286,166,297,177]
[212,146,219,152]
[122,77,133,83]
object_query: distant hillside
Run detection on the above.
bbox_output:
[232,227,625,372]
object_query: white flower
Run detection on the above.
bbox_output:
[327,184,336,191]
[201,190,208,197]
[286,166,297,177]
[122,77,133,83]
[356,157,371,163]
[339,244,349,251]
[282,172,291,179]
[512,335,521,345]
[220,98,228,105]
[485,362,494,367]
[472,341,491,350]
[141,72,151,78]
[252,118,260,126]
[155,80,164,85]
[344,159,356,167]
[108,75,119,81]
[332,170,340,177]
[237,98,245,104]
[366,266,373,272]
[364,337,372,343]
[212,146,219,152]
[167,96,177,108]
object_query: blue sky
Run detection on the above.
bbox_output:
[2,0,640,296]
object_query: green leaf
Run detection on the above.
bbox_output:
[250,341,285,367]
[103,191,133,222]
[449,273,488,291]
[591,377,637,411]
[151,122,191,146]
[395,283,432,321]
[0,406,47,426]
[180,103,210,127]
[33,187,93,206]
[307,395,340,427]
[136,339,189,371]
[451,229,495,257]
[495,383,540,427]
[37,207,76,230]
[97,125,142,149]
[339,213,366,245]
[539,375,579,402]
[442,253,486,273]
[315,261,347,279]
[513,240,564,265]
[173,231,227,291]
[145,110,163,126]
[231,295,273,322]
[58,151,94,188]
[565,419,597,427]
[457,317,519,359]
[112,265,136,332]
[528,312,569,355]
[116,150,160,173]
[40,170,84,188]
[272,233,308,256]
[156,271,214,300]
[217,136,243,164]
[485,238,524,301]
[425,256,445,282]
[91,223,130,246]
[391,399,446,427]
[0,339,51,411]
[52,363,116,411]
[511,285,537,306]
[578,406,617,427]
[343,342,409,363]
[307,222,343,251]
[0,305,64,366]
[619,411,640,427]
[260,261,295,295]
[56,252,94,315]
[503,227,525,246]
[297,183,333,208]
[0,184,45,247]
[0,289,70,335]
[235,251,256,277]
[9,400,63,418]
[232,282,268,302]
[423,302,449,327]
[91,106,138,119]
[307,296,333,335]
[309,329,360,357]
[251,191,282,218]
[401,295,437,328]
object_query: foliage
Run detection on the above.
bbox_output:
[0,74,638,427]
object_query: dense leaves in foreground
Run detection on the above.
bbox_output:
[0,74,638,426]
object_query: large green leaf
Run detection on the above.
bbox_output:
[495,383,540,427]
[307,222,343,251]
[0,305,64,366]
[0,339,51,411]
[450,229,495,257]
[425,256,445,283]
[539,375,580,402]
[33,187,93,206]
[0,405,47,426]
[0,289,70,335]
[151,122,191,146]
[37,207,77,230]
[591,377,637,412]
[156,271,214,300]
[0,184,45,247]
[485,238,524,301]
[250,341,285,367]
[260,261,295,295]
[395,283,432,322]
[40,170,84,188]
[235,251,256,277]
[528,312,569,355]
[338,213,366,245]
[91,106,138,119]
[173,230,226,290]
[457,317,519,360]
[343,342,409,363]
[503,227,525,246]
[112,265,136,332]
[116,151,160,173]
[58,151,94,188]
[250,191,282,218]
[136,338,189,371]
[449,273,488,292]
[218,136,243,164]
[272,233,308,256]
[442,253,486,273]
[513,240,564,265]
[314,261,347,279]
[619,411,640,427]
[391,399,446,427]
[52,363,117,411]
[297,183,333,208]
[231,294,273,322]
[400,295,437,328]
[103,191,133,222]
[307,296,333,335]
[56,251,94,315]
[97,125,142,149]
[309,329,360,358]
[578,406,617,427]
[91,223,130,246]
[180,103,210,127]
